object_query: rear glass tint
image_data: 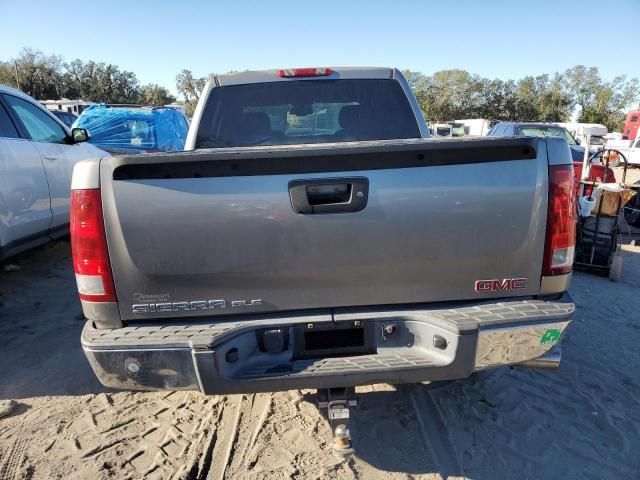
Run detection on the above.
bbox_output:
[196,79,420,148]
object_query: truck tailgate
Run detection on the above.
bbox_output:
[101,138,547,321]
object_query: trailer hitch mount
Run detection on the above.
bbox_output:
[316,387,357,458]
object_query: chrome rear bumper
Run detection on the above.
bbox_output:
[474,321,569,370]
[517,346,562,369]
[82,295,574,394]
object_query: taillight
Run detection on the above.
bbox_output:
[70,189,117,302]
[278,67,333,78]
[542,165,577,276]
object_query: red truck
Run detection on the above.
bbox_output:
[623,110,640,140]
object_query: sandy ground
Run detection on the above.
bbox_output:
[1,168,639,480]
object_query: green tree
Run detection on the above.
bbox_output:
[0,61,18,87]
[565,65,639,131]
[402,69,484,122]
[11,48,65,99]
[476,78,517,120]
[402,70,431,118]
[404,67,587,126]
[2,50,141,103]
[513,74,571,122]
[138,84,176,106]
[536,73,572,122]
[175,69,208,117]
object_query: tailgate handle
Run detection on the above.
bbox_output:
[289,177,369,214]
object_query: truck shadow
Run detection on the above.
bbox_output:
[330,351,637,479]
[346,382,469,478]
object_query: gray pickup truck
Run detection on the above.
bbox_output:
[72,67,576,453]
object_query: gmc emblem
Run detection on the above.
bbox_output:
[475,278,527,292]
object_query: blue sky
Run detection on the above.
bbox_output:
[1,0,638,98]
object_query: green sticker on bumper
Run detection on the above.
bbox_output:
[540,329,561,345]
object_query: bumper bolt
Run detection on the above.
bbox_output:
[125,358,141,377]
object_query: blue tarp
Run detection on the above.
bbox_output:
[73,105,189,153]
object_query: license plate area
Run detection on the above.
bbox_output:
[292,321,377,360]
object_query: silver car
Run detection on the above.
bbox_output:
[0,84,107,260]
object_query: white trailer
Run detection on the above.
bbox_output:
[555,122,607,145]
[455,119,491,136]
[41,98,95,115]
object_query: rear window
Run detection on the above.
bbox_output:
[516,126,577,145]
[196,79,420,148]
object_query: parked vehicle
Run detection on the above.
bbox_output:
[555,122,607,146]
[622,110,640,140]
[613,138,640,167]
[73,67,575,455]
[430,123,452,136]
[449,122,465,137]
[487,121,587,162]
[50,110,78,127]
[0,84,106,261]
[72,105,189,154]
[455,118,491,136]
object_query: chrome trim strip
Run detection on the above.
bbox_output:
[82,346,189,353]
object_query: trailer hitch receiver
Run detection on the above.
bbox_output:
[316,387,357,458]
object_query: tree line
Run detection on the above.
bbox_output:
[0,48,176,107]
[1,48,638,131]
[404,67,639,132]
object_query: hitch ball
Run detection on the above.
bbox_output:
[334,424,351,449]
